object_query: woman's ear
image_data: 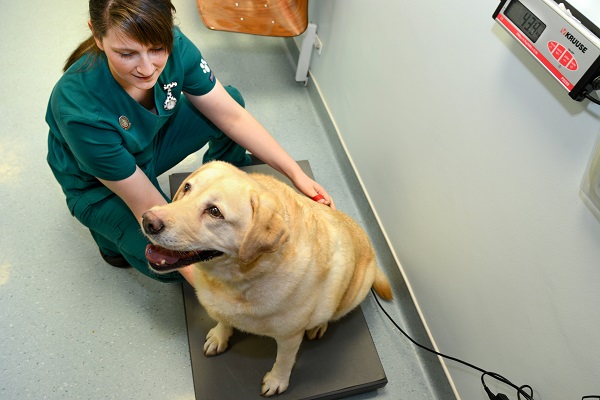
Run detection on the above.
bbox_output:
[88,20,104,50]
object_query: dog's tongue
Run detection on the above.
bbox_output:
[145,244,181,265]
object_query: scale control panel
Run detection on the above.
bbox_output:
[493,0,600,101]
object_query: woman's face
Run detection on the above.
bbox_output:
[94,26,169,94]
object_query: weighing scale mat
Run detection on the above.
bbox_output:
[169,161,388,400]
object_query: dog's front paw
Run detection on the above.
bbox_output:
[306,322,328,340]
[203,322,233,356]
[261,371,289,397]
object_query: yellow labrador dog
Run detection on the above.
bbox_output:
[142,161,392,396]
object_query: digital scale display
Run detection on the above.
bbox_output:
[504,0,546,43]
[493,0,600,101]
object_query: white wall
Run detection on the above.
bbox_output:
[306,0,600,398]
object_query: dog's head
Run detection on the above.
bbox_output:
[142,161,289,274]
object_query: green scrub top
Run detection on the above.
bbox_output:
[46,27,216,215]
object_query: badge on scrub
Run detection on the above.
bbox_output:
[118,115,131,130]
[163,82,178,111]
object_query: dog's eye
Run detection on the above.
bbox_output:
[183,183,191,193]
[207,206,223,219]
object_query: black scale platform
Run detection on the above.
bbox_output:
[169,161,387,400]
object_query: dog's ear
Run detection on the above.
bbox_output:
[238,191,288,264]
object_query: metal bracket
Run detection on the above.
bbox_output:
[295,22,318,85]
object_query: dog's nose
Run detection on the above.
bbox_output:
[142,211,165,235]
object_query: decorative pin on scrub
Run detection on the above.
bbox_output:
[163,82,178,111]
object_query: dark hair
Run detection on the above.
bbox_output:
[64,0,176,72]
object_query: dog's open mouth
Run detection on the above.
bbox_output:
[145,244,224,271]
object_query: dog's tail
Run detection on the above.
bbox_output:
[372,268,393,300]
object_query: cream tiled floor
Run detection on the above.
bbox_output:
[0,0,453,399]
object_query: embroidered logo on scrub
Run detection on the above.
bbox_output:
[200,59,210,73]
[200,59,215,82]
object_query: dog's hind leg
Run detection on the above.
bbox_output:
[261,332,304,396]
[204,322,233,356]
[305,322,328,340]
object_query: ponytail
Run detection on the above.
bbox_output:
[63,36,102,72]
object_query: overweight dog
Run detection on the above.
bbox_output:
[141,161,392,396]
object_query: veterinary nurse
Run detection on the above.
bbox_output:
[46,0,334,285]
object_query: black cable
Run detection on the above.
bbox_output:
[371,289,600,400]
[585,92,600,106]
[370,288,534,399]
[517,384,533,400]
